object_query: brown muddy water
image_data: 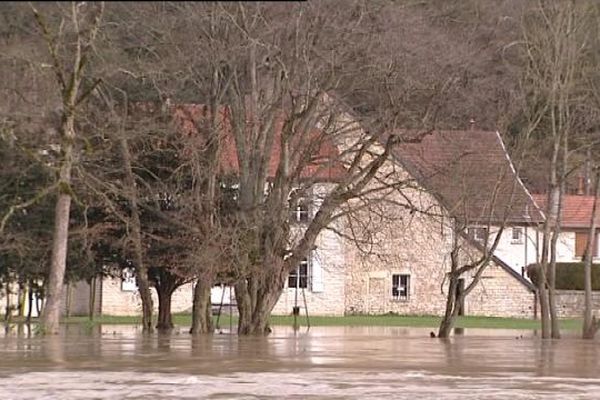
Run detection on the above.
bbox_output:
[0,325,599,399]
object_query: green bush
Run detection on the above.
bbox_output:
[527,263,600,290]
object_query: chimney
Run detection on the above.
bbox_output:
[577,175,585,195]
[469,118,476,131]
[585,147,592,195]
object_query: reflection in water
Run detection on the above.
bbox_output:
[0,324,599,399]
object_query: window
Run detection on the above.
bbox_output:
[121,268,137,292]
[468,227,488,243]
[288,258,309,289]
[511,227,524,244]
[290,199,310,223]
[392,274,410,300]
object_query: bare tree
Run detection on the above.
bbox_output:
[582,167,600,339]
[30,2,104,334]
[519,0,596,339]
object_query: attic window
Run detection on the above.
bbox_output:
[290,199,310,223]
[468,227,488,243]
[511,227,524,244]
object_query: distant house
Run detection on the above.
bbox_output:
[532,194,600,262]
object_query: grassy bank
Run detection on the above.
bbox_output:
[52,313,585,331]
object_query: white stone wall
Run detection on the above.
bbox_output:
[465,263,535,318]
[272,224,347,316]
[490,226,539,275]
[100,279,195,316]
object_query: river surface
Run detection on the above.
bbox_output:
[0,324,599,399]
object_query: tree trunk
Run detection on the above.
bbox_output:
[537,285,550,338]
[235,276,282,335]
[65,282,72,319]
[4,282,11,322]
[548,243,561,339]
[26,282,33,322]
[41,192,72,334]
[17,282,26,318]
[156,287,175,332]
[438,277,459,338]
[119,137,154,333]
[190,278,214,335]
[88,277,97,321]
[583,171,600,339]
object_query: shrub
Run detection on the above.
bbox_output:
[526,263,600,290]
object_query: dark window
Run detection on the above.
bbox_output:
[511,227,523,243]
[468,227,488,242]
[392,274,410,300]
[290,199,310,223]
[288,258,309,289]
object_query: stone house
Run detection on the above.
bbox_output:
[340,129,541,318]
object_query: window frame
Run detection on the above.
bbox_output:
[391,273,410,301]
[511,227,524,244]
[290,198,310,223]
[467,226,489,243]
[288,258,310,289]
[121,267,137,292]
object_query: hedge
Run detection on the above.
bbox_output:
[527,263,600,291]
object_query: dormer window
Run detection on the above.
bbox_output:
[468,227,488,243]
[511,227,524,244]
[290,198,310,223]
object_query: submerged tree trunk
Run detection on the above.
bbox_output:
[438,277,460,338]
[583,171,600,339]
[26,282,33,322]
[119,137,154,333]
[65,282,72,319]
[17,282,26,318]
[42,192,72,334]
[156,287,175,332]
[4,283,11,322]
[190,278,214,335]
[235,274,284,335]
[88,277,97,321]
[538,183,560,339]
[548,239,560,339]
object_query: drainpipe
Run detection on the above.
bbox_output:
[524,225,528,277]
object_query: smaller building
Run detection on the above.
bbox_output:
[532,194,600,263]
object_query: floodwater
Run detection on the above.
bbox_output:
[0,324,599,399]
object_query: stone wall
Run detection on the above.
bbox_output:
[465,263,535,318]
[272,220,346,316]
[273,183,346,316]
[554,290,600,318]
[62,280,102,316]
[99,279,195,316]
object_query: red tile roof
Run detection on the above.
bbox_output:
[160,103,345,181]
[390,130,544,224]
[532,194,600,229]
